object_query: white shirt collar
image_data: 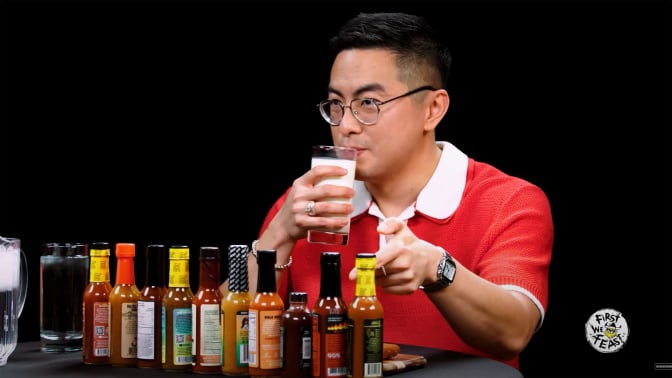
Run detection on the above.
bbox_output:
[351,141,468,220]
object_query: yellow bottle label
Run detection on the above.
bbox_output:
[89,256,110,283]
[355,256,377,297]
[169,260,189,287]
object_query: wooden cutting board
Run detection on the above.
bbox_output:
[383,353,427,375]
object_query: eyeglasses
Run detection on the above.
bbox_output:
[317,85,436,126]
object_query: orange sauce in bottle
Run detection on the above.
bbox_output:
[82,242,112,365]
[192,246,222,374]
[346,253,384,378]
[221,245,251,376]
[109,242,140,367]
[162,245,194,371]
[249,249,284,377]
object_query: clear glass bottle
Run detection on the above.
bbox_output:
[312,252,348,378]
[346,253,384,378]
[192,246,222,374]
[162,245,194,371]
[221,244,251,376]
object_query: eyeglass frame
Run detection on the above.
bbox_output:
[317,85,437,126]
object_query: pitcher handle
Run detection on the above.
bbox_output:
[18,249,28,317]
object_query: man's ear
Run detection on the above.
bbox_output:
[425,89,449,131]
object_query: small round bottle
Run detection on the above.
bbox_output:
[280,291,312,377]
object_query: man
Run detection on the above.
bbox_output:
[232,12,553,369]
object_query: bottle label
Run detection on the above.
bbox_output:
[197,303,222,366]
[236,311,250,366]
[171,307,193,365]
[137,300,157,360]
[362,318,383,377]
[89,256,110,283]
[120,302,138,358]
[312,313,347,377]
[248,309,282,369]
[92,301,110,357]
[168,260,189,287]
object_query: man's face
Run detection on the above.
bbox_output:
[328,49,431,182]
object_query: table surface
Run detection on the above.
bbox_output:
[2,341,523,377]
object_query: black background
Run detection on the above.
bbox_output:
[1,1,670,377]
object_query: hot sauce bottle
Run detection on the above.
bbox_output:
[221,244,251,376]
[162,245,194,371]
[312,252,348,378]
[248,249,284,377]
[346,253,384,378]
[109,242,140,367]
[82,241,112,365]
[192,246,222,374]
[137,244,166,369]
[280,291,312,377]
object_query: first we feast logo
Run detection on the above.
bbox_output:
[585,308,629,353]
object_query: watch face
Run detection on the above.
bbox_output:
[442,256,456,282]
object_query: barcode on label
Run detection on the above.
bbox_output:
[240,344,249,364]
[365,362,382,376]
[328,366,347,376]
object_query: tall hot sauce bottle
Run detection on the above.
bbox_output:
[82,241,113,365]
[280,291,312,377]
[137,244,166,369]
[109,242,140,367]
[162,245,194,371]
[248,249,284,377]
[221,244,251,376]
[346,253,384,378]
[312,252,348,378]
[192,246,223,374]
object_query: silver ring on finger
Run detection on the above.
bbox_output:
[304,200,316,216]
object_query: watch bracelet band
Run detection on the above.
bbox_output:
[421,247,453,293]
[250,239,293,270]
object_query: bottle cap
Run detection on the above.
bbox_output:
[90,242,110,257]
[227,244,249,292]
[199,246,220,260]
[355,253,377,269]
[115,242,135,257]
[169,245,190,259]
[289,292,308,303]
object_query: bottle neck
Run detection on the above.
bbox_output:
[228,245,249,292]
[115,256,135,285]
[354,267,376,297]
[354,254,377,297]
[89,254,110,283]
[319,262,342,298]
[199,258,220,288]
[145,249,164,287]
[168,258,190,288]
[256,250,277,293]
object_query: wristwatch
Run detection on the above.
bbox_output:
[421,247,456,293]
